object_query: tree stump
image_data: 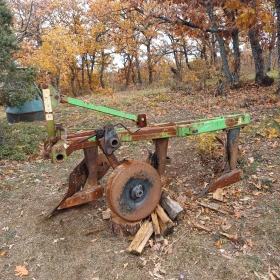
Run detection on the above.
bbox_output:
[110,213,142,237]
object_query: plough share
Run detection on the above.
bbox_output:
[42,85,250,221]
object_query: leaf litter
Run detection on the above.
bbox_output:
[1,84,280,279]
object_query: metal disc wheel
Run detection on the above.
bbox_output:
[106,160,162,221]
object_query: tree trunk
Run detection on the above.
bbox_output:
[135,56,142,85]
[182,39,192,70]
[249,28,274,87]
[69,65,77,97]
[215,31,232,84]
[173,49,182,81]
[266,30,276,72]
[85,52,96,91]
[100,51,105,89]
[81,56,85,94]
[231,28,240,85]
[169,35,182,81]
[210,33,217,66]
[125,55,133,88]
[207,2,233,84]
[277,0,280,94]
[147,42,153,85]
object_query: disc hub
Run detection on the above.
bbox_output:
[131,184,144,199]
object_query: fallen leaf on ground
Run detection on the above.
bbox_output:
[268,128,278,139]
[247,239,257,247]
[0,250,7,256]
[216,239,222,249]
[15,265,29,276]
[234,211,243,219]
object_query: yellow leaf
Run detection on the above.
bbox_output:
[0,250,7,256]
[274,118,280,124]
[268,128,278,139]
[14,265,29,277]
[216,239,222,249]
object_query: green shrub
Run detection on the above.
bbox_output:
[0,121,45,161]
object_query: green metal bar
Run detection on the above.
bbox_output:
[86,113,250,143]
[66,97,138,122]
[176,113,250,136]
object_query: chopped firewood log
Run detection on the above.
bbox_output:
[160,190,184,220]
[212,188,225,202]
[155,205,174,226]
[110,213,142,237]
[155,205,174,236]
[151,211,164,242]
[151,212,161,236]
[126,221,153,255]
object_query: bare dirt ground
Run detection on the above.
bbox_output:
[1,84,280,280]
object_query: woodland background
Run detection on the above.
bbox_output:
[1,1,280,279]
[5,0,280,96]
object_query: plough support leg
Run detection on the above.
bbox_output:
[155,138,169,177]
[84,146,98,188]
[227,128,240,171]
[207,128,241,193]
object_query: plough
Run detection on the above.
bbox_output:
[42,85,250,221]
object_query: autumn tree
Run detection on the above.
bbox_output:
[276,0,280,94]
[0,0,17,73]
[0,0,37,108]
[240,0,274,86]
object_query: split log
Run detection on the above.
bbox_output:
[126,221,153,255]
[155,205,174,236]
[151,212,161,236]
[110,213,142,237]
[160,190,184,220]
[151,211,164,242]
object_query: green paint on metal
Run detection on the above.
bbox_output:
[177,114,250,136]
[67,97,138,122]
[46,120,56,139]
[87,113,250,143]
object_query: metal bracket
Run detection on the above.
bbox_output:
[104,124,121,155]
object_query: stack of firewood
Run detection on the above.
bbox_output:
[103,190,184,255]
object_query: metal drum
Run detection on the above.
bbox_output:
[6,98,44,123]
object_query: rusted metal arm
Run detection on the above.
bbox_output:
[45,113,249,162]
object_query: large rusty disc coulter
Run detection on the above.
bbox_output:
[106,160,162,222]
